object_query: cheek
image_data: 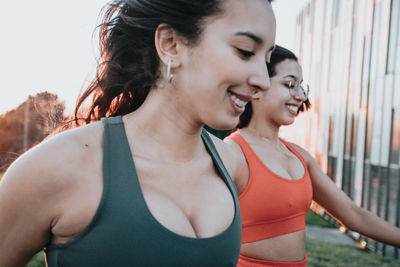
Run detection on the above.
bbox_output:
[180,43,247,102]
[268,86,290,101]
[262,92,286,111]
[201,44,246,84]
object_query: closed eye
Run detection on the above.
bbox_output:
[285,82,296,89]
[236,48,255,59]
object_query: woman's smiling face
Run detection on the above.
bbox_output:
[255,59,305,127]
[174,0,276,130]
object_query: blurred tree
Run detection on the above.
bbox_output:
[0,92,66,172]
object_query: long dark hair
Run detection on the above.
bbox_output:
[74,0,224,125]
[238,45,311,128]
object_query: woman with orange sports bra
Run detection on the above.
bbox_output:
[225,45,400,266]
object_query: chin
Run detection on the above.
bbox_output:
[207,117,238,131]
[282,119,296,126]
[277,116,296,126]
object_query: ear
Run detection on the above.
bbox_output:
[155,24,181,68]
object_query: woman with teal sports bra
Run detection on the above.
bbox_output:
[0,0,276,266]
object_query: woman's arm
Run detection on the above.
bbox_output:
[293,144,400,248]
[0,124,100,266]
[223,138,249,194]
[0,147,57,266]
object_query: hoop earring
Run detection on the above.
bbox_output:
[167,58,174,83]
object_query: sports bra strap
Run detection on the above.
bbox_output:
[201,128,238,195]
[226,132,255,158]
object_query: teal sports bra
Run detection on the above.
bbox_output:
[45,116,241,266]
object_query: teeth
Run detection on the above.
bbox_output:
[287,105,298,113]
[230,94,247,108]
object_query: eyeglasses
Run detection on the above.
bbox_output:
[287,80,310,101]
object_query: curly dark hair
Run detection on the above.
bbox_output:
[74,0,226,124]
[237,45,311,128]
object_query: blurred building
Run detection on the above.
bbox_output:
[284,0,400,258]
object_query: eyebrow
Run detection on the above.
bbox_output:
[235,32,263,45]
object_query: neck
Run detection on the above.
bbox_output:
[123,87,205,163]
[244,116,281,142]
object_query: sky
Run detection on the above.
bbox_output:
[0,0,310,115]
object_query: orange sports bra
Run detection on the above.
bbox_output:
[226,133,313,243]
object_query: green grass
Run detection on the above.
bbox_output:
[27,252,45,267]
[306,238,399,267]
[305,210,399,266]
[306,210,336,228]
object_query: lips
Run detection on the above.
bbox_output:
[286,104,300,115]
[230,94,247,108]
[228,91,252,114]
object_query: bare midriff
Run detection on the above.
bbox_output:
[240,230,306,261]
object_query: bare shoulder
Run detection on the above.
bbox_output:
[207,132,248,187]
[207,134,238,175]
[287,142,314,165]
[1,121,104,208]
[208,134,237,163]
[8,121,103,184]
[222,134,247,168]
[207,132,243,156]
[223,136,242,153]
[0,121,103,265]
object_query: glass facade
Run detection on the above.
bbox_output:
[291,0,400,259]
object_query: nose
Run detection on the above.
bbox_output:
[293,88,306,101]
[248,60,270,92]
